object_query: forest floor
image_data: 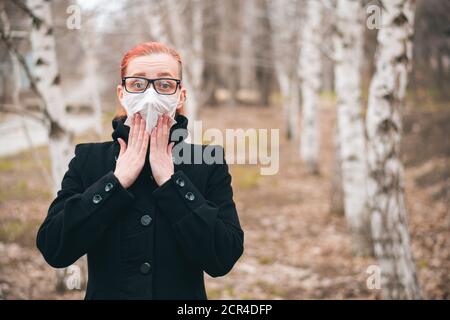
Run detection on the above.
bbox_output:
[0,100,449,299]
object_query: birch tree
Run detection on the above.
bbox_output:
[330,126,345,216]
[216,0,241,108]
[299,0,322,174]
[27,0,73,198]
[80,16,103,138]
[267,0,300,140]
[333,0,372,256]
[253,0,273,106]
[0,0,76,292]
[239,0,257,93]
[145,0,205,134]
[366,0,421,299]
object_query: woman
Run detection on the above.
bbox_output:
[36,42,244,300]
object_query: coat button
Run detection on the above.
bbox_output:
[175,177,185,187]
[185,192,195,201]
[140,215,152,226]
[140,262,151,275]
[105,182,114,192]
[92,194,102,204]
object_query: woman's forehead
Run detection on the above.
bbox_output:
[126,54,179,78]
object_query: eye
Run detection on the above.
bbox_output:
[126,78,147,92]
[160,82,171,89]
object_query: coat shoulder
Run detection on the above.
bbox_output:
[71,141,116,185]
[74,141,114,156]
[72,141,115,172]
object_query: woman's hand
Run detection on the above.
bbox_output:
[114,113,149,189]
[150,113,175,186]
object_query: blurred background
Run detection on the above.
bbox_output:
[0,0,449,299]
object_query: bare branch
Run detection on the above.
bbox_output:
[0,11,59,128]
[0,104,46,123]
[9,0,44,27]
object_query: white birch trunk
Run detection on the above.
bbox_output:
[184,0,203,135]
[288,79,300,140]
[27,0,73,194]
[267,0,300,140]
[239,0,256,90]
[145,0,170,45]
[330,125,345,216]
[146,0,204,134]
[81,20,103,138]
[366,0,421,299]
[299,0,322,174]
[278,74,298,140]
[27,0,73,292]
[166,0,203,129]
[334,0,372,256]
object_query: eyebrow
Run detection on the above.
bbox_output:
[157,71,174,77]
[129,71,175,78]
[130,71,146,77]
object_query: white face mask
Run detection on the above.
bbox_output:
[120,87,179,133]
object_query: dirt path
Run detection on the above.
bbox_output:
[201,103,380,299]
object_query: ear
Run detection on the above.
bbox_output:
[177,85,187,112]
[117,84,124,101]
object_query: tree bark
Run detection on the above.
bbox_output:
[267,0,300,140]
[366,0,422,299]
[330,125,345,216]
[81,18,103,138]
[145,0,204,134]
[27,0,73,196]
[299,0,322,174]
[239,0,256,92]
[27,0,74,292]
[334,0,372,256]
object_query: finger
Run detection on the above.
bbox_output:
[166,114,173,142]
[167,141,174,156]
[156,114,164,151]
[132,113,142,149]
[140,130,150,157]
[136,117,145,149]
[139,131,150,158]
[150,127,156,154]
[161,113,169,146]
[118,138,127,157]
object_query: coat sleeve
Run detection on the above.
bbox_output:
[36,143,135,268]
[151,146,244,278]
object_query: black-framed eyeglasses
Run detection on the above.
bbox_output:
[122,76,181,95]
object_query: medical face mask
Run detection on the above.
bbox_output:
[120,87,179,133]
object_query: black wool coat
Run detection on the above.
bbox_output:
[36,113,244,299]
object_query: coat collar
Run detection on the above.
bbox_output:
[111,113,189,146]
